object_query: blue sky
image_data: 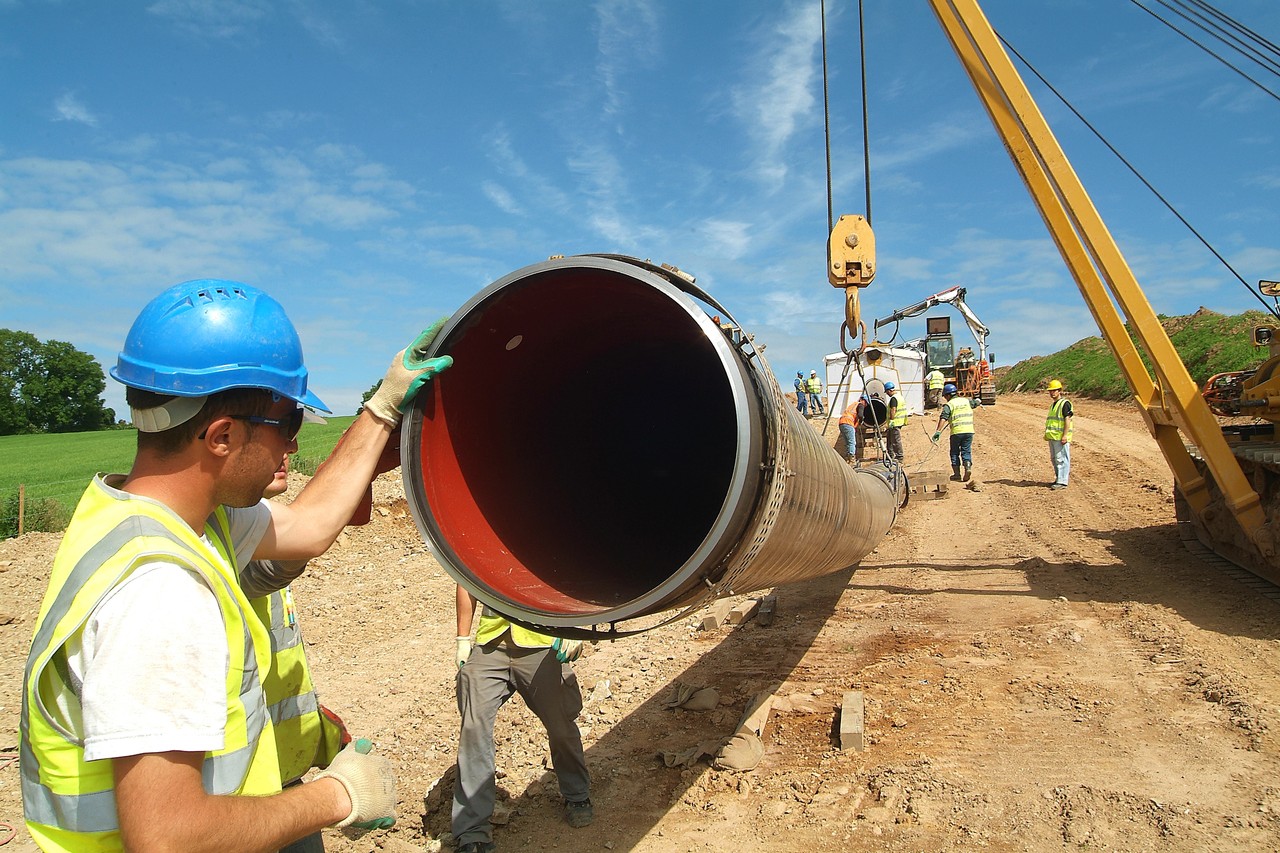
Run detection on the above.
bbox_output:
[3,0,1278,420]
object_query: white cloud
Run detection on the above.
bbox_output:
[482,181,522,216]
[53,92,98,127]
[594,0,660,117]
[147,0,271,39]
[730,1,822,191]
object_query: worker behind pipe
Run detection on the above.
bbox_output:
[805,369,826,416]
[932,382,977,483]
[241,433,404,853]
[793,371,809,417]
[838,395,870,462]
[884,381,908,463]
[925,367,945,409]
[21,279,450,852]
[1044,379,1074,490]
[453,586,593,853]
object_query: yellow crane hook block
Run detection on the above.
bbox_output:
[829,214,876,347]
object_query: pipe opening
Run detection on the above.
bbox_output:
[406,262,757,621]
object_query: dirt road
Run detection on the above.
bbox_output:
[3,392,1280,851]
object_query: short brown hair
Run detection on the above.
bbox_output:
[127,387,275,455]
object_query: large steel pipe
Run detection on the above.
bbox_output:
[401,255,905,631]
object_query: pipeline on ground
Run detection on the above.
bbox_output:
[400,254,908,636]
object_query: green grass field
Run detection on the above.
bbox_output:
[0,416,357,537]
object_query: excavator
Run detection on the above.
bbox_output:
[830,0,1280,586]
[871,285,997,406]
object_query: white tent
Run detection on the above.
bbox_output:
[822,345,927,416]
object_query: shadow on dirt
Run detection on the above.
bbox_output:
[850,522,1280,642]
[420,566,858,848]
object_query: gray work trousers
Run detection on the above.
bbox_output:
[452,641,590,846]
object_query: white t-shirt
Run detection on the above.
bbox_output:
[62,486,271,763]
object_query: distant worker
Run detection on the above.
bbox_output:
[794,371,809,417]
[454,586,593,853]
[885,381,907,463]
[925,367,945,409]
[838,395,869,462]
[1044,379,1074,490]
[805,370,825,416]
[932,382,977,482]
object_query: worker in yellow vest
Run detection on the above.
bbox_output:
[925,368,945,409]
[21,280,438,851]
[240,457,354,853]
[805,370,825,416]
[1044,379,1075,490]
[884,381,908,462]
[932,382,977,482]
[453,586,593,853]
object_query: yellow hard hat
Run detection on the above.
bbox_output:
[1046,379,1064,391]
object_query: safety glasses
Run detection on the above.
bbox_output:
[231,407,305,441]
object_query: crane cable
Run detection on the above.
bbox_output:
[998,33,1280,320]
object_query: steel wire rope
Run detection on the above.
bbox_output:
[1181,0,1280,62]
[997,33,1280,320]
[1131,0,1280,88]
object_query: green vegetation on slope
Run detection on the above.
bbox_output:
[997,308,1274,400]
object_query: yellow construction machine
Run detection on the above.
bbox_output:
[830,0,1280,585]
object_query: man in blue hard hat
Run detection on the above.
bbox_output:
[20,280,451,852]
[932,382,977,483]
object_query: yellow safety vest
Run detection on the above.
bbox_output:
[476,607,555,648]
[252,585,345,784]
[805,377,822,394]
[1044,398,1073,441]
[945,396,975,435]
[889,392,908,428]
[22,477,281,852]
[926,370,945,390]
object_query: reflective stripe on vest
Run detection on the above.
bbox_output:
[926,371,945,390]
[946,396,975,434]
[889,392,908,427]
[1044,398,1073,441]
[476,608,555,648]
[252,586,330,784]
[22,478,279,850]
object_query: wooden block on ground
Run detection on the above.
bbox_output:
[727,597,761,625]
[909,471,949,501]
[839,690,864,751]
[756,594,777,627]
[698,598,735,631]
[736,689,777,737]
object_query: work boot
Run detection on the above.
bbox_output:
[950,466,962,482]
[962,466,971,482]
[565,798,594,828]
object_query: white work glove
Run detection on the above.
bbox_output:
[456,636,472,668]
[315,738,397,829]
[552,637,583,663]
[365,317,453,427]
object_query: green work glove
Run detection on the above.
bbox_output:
[365,317,453,427]
[552,637,583,663]
[456,636,472,669]
[932,431,941,443]
[315,738,397,829]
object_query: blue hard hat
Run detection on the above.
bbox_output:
[943,382,957,395]
[111,279,330,412]
[884,381,896,391]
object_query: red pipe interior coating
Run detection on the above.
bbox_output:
[411,265,743,619]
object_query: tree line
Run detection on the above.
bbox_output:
[0,329,117,435]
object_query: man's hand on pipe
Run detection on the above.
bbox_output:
[365,317,453,427]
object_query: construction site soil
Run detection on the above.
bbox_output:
[3,392,1280,852]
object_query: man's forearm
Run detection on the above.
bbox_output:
[115,752,350,853]
[267,412,393,559]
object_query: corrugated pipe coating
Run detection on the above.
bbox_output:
[401,254,906,633]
